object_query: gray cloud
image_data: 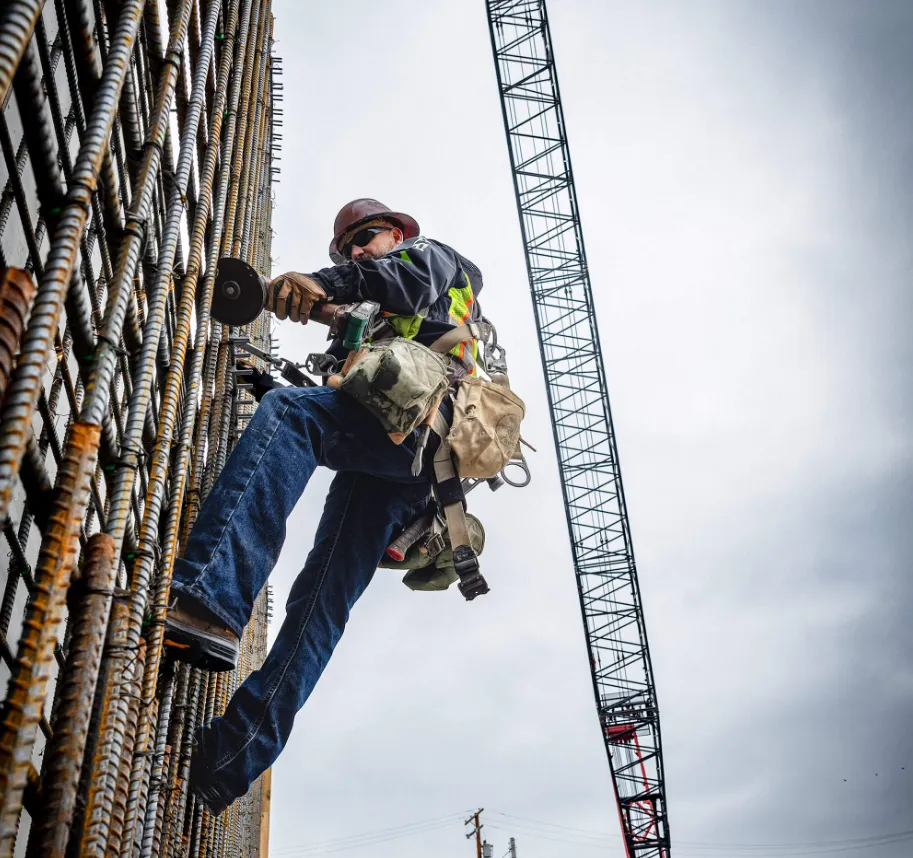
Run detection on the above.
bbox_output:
[264,1,913,856]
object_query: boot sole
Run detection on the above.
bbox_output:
[164,618,239,672]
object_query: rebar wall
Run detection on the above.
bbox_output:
[0,0,277,855]
[486,2,671,856]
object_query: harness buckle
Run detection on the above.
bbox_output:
[453,545,489,601]
[424,530,446,559]
[485,342,508,376]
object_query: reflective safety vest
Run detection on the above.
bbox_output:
[381,272,480,374]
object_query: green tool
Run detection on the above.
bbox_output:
[342,301,381,350]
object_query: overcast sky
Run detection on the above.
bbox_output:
[261,2,913,857]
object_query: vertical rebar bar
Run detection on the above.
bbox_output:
[106,639,146,858]
[0,420,101,854]
[138,661,177,858]
[74,591,135,856]
[29,531,116,858]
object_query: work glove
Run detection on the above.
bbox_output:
[235,359,279,402]
[266,272,327,323]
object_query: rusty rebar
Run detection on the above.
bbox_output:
[0,420,100,853]
[234,5,271,261]
[0,1,44,107]
[91,0,251,849]
[22,5,200,846]
[107,639,146,858]
[0,1,198,847]
[138,661,177,858]
[0,0,276,852]
[28,532,116,858]
[164,668,202,858]
[0,268,36,410]
[83,0,193,429]
[76,592,142,855]
[105,0,220,557]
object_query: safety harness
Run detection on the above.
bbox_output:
[387,321,527,601]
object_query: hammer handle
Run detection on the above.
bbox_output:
[386,507,436,562]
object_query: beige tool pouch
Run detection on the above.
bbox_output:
[448,376,525,479]
[339,337,450,436]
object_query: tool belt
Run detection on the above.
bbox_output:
[343,322,527,601]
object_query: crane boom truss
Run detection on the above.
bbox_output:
[485,3,671,855]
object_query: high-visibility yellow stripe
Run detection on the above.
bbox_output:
[448,274,478,374]
[448,273,474,325]
[382,311,423,340]
[377,272,479,373]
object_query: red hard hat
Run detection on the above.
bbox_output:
[329,198,421,262]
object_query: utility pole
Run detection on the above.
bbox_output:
[464,809,484,858]
[509,836,517,858]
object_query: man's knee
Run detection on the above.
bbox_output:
[257,385,338,427]
[258,385,314,419]
[260,385,298,409]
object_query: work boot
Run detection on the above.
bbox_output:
[163,593,240,672]
[188,734,233,816]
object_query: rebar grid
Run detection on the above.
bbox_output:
[0,0,278,854]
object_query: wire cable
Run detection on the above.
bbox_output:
[486,810,913,856]
[271,811,469,856]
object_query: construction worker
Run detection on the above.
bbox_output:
[164,199,486,814]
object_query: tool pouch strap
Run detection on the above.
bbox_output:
[430,412,489,600]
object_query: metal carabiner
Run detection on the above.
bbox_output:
[304,352,342,376]
[500,457,531,488]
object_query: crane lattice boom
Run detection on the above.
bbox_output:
[486,3,671,855]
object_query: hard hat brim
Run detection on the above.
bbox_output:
[329,210,421,263]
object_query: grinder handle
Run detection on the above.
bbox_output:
[309,301,343,326]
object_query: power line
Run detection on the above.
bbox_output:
[271,807,913,858]
[271,812,468,856]
[485,811,913,856]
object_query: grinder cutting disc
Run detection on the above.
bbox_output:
[210,257,267,325]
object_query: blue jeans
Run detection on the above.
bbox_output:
[171,386,431,808]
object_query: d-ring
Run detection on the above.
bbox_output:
[501,458,531,488]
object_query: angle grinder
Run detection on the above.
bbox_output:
[210,257,269,326]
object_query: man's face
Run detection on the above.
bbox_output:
[347,223,403,262]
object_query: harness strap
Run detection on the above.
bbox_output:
[429,321,491,356]
[430,411,488,600]
[431,413,471,550]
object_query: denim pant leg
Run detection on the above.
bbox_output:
[172,385,424,635]
[193,471,428,806]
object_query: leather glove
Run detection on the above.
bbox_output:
[266,272,327,323]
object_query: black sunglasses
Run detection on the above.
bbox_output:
[342,226,392,259]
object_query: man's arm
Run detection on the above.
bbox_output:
[308,238,459,315]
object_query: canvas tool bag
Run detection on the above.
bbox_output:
[339,337,450,436]
[448,376,525,479]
